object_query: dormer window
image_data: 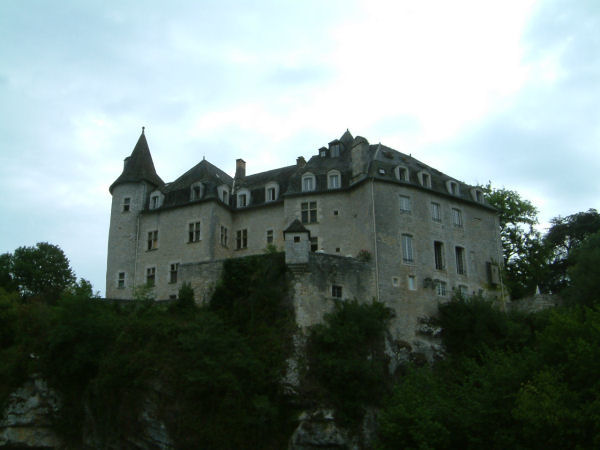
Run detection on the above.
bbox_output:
[265,182,279,202]
[446,180,459,196]
[471,188,484,203]
[190,182,203,201]
[302,173,316,192]
[395,166,409,182]
[320,148,327,157]
[418,171,431,188]
[218,185,230,205]
[149,191,163,210]
[237,188,250,208]
[328,170,341,189]
[330,144,340,157]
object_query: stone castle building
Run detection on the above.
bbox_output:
[106,128,502,348]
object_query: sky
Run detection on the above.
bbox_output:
[1,0,599,296]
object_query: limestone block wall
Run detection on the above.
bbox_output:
[179,260,225,305]
[231,202,286,254]
[290,253,376,329]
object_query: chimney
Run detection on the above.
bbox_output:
[235,158,246,179]
[296,156,306,168]
[123,156,130,170]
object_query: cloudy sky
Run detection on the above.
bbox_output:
[1,0,598,295]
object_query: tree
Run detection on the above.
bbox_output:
[10,242,76,302]
[544,209,600,293]
[483,184,546,298]
[563,231,600,306]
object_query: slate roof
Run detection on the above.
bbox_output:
[283,219,309,234]
[110,130,164,193]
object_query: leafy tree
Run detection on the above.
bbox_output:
[0,253,17,292]
[544,209,600,293]
[563,231,600,307]
[483,184,546,298]
[9,242,76,302]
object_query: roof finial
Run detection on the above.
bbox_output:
[142,126,145,134]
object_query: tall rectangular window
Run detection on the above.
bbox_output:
[239,193,247,207]
[147,230,158,250]
[434,241,445,270]
[146,267,156,287]
[399,195,411,213]
[188,222,201,243]
[220,226,228,247]
[236,229,248,249]
[408,275,416,291]
[150,195,159,209]
[302,177,314,192]
[169,263,179,283]
[267,187,276,201]
[402,234,414,263]
[452,208,463,227]
[436,281,447,296]
[122,197,131,212]
[431,202,441,222]
[455,246,466,275]
[222,190,229,204]
[328,173,340,189]
[117,272,125,289]
[266,229,274,244]
[310,237,318,252]
[301,202,317,224]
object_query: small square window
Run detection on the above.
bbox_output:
[335,247,340,253]
[294,236,300,243]
[332,285,342,298]
[333,210,339,216]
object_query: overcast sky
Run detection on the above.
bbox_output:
[1,0,598,296]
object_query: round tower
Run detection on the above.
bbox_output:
[106,129,163,299]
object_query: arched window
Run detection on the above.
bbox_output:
[327,170,341,189]
[395,165,409,182]
[265,181,279,202]
[302,173,316,192]
[237,188,250,208]
[470,188,484,203]
[190,182,204,201]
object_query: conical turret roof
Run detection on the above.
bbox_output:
[109,128,164,193]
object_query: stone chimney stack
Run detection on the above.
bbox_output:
[296,156,306,168]
[235,158,246,179]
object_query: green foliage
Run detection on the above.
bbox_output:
[483,184,547,299]
[305,300,393,423]
[565,231,600,306]
[5,242,76,303]
[545,210,600,294]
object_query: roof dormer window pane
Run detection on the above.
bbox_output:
[302,174,315,192]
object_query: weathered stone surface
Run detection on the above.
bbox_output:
[0,375,63,448]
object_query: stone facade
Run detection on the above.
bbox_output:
[106,129,502,346]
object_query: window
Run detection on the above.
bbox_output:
[302,173,315,192]
[332,285,342,298]
[452,208,463,227]
[266,229,273,244]
[408,275,416,291]
[147,230,158,250]
[395,166,409,181]
[169,263,179,284]
[447,180,459,195]
[471,189,484,203]
[190,183,203,201]
[222,190,229,204]
[117,272,125,289]
[436,280,447,296]
[265,182,279,202]
[238,193,247,207]
[399,195,411,213]
[188,222,201,243]
[392,277,399,287]
[150,195,160,209]
[330,144,340,157]
[333,210,339,216]
[455,246,466,274]
[220,226,228,247]
[122,197,131,212]
[310,237,318,252]
[301,201,317,224]
[328,171,341,189]
[146,267,156,287]
[431,202,441,222]
[419,172,431,188]
[267,187,276,201]
[458,284,468,296]
[402,234,414,263]
[236,229,248,249]
[434,241,445,270]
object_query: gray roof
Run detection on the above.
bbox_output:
[284,219,309,234]
[110,130,164,193]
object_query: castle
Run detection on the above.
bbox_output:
[106,128,502,348]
